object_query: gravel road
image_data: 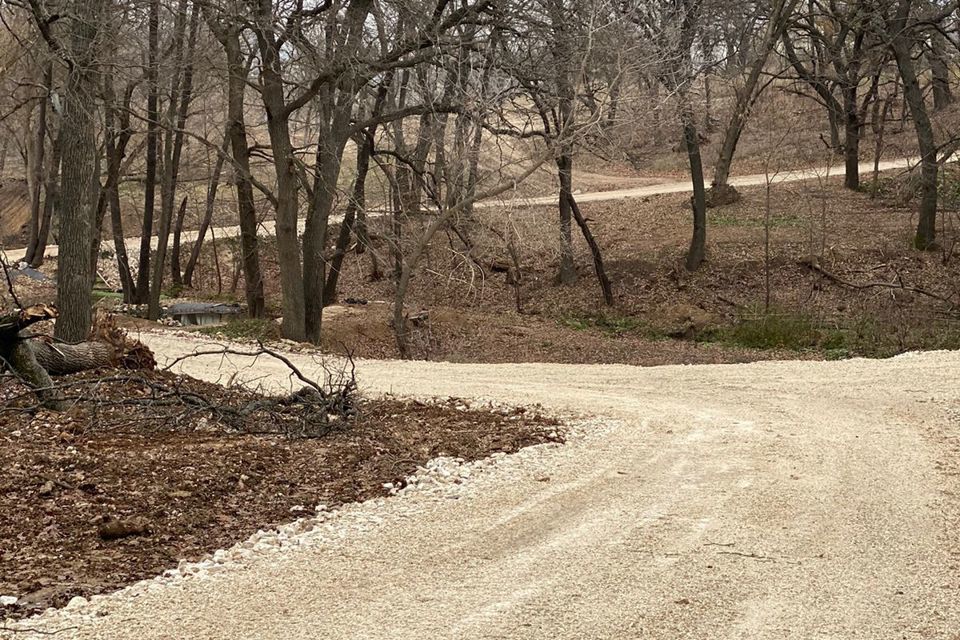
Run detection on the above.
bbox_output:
[5,333,958,639]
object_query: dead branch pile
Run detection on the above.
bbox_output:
[0,357,357,439]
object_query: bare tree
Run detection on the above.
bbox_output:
[710,0,800,200]
[27,0,112,341]
[884,0,944,249]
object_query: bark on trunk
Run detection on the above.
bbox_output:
[102,76,136,300]
[169,196,188,289]
[135,0,160,304]
[567,193,613,305]
[219,30,265,318]
[681,99,707,271]
[930,29,953,111]
[256,29,305,341]
[55,0,107,343]
[556,153,577,284]
[30,134,61,269]
[843,86,861,190]
[24,64,51,266]
[890,0,938,249]
[303,103,352,343]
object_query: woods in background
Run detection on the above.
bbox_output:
[0,0,958,351]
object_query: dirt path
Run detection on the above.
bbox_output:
[16,333,957,639]
[1,157,917,263]
[511,156,916,206]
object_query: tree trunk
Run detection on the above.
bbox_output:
[253,9,306,341]
[681,98,707,271]
[101,76,136,299]
[135,0,160,304]
[930,29,953,111]
[567,193,613,305]
[170,196,188,287]
[168,196,188,290]
[54,0,107,342]
[843,85,860,190]
[30,133,60,269]
[183,133,228,288]
[219,30,265,318]
[110,180,135,301]
[24,64,51,266]
[890,0,938,249]
[303,105,352,344]
[556,153,577,284]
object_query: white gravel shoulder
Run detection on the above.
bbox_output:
[1,412,620,637]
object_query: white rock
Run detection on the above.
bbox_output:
[0,595,17,606]
[66,596,88,610]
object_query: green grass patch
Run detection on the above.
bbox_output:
[198,317,280,342]
[700,308,823,351]
[699,305,960,359]
[92,289,124,301]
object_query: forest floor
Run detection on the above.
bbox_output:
[7,159,960,367]
[92,164,959,366]
[0,368,559,620]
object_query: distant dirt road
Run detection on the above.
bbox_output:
[1,156,917,263]
[23,332,957,639]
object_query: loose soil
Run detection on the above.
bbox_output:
[0,370,560,620]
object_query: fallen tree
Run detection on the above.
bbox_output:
[0,304,155,410]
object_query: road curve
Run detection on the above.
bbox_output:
[1,157,917,264]
[11,332,956,639]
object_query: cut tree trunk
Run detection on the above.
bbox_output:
[135,0,160,305]
[0,305,153,410]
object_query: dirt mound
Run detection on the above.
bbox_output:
[706,182,741,207]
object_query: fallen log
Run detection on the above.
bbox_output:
[0,304,153,410]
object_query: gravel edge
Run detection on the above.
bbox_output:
[0,410,621,637]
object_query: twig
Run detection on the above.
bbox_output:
[0,625,79,636]
[716,551,775,562]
